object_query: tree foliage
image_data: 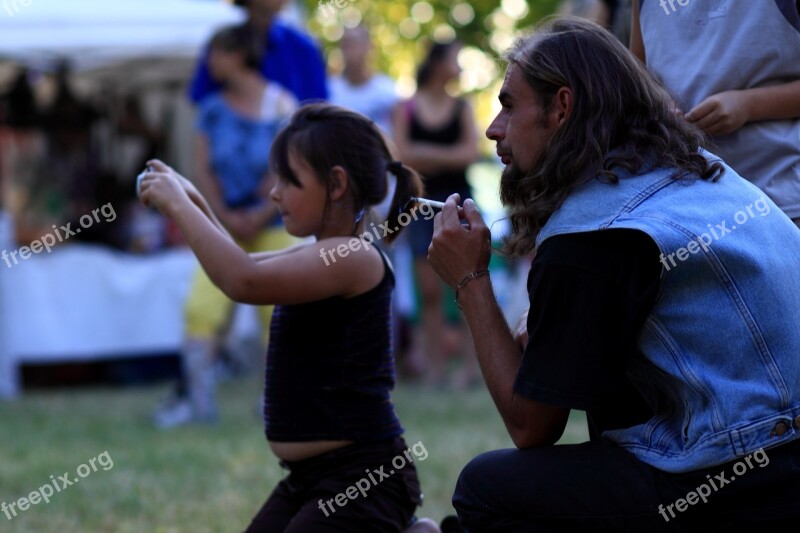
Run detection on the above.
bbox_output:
[302,0,560,152]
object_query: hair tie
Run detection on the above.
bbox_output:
[354,206,367,225]
[387,160,403,175]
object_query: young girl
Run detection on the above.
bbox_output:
[139,104,437,532]
[154,24,299,429]
[155,26,297,428]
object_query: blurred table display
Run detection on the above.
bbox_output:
[0,243,196,398]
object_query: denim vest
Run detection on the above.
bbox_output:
[536,151,800,472]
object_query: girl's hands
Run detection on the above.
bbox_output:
[139,160,193,215]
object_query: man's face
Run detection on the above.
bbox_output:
[486,63,560,195]
[341,28,370,68]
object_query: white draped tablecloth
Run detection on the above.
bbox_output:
[0,239,197,398]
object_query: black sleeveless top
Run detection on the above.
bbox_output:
[263,246,403,442]
[407,97,470,195]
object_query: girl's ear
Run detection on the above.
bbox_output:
[328,165,349,202]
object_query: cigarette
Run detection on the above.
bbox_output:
[411,197,464,212]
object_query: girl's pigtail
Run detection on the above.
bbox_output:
[383,160,423,244]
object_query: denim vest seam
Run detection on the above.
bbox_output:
[616,410,800,461]
[537,170,679,247]
[615,172,679,215]
[721,276,791,408]
[611,214,791,411]
[730,425,746,457]
[644,317,723,434]
[643,409,672,446]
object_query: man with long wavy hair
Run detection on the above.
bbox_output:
[428,17,800,530]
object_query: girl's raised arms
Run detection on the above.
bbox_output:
[139,160,383,306]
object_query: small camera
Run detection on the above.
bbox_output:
[136,166,152,198]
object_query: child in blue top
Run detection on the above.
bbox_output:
[155,25,299,429]
[139,104,440,532]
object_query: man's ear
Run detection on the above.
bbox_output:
[328,165,349,202]
[552,86,573,126]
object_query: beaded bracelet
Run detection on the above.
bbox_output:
[455,270,490,310]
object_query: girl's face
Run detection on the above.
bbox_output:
[270,150,329,238]
[435,44,462,83]
[208,46,244,82]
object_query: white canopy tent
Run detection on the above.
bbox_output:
[0,0,246,84]
[0,0,254,399]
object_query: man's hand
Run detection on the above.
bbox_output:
[686,90,750,136]
[428,195,491,287]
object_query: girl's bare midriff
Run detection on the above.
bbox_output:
[269,440,355,462]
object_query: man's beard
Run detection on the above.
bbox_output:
[499,163,520,207]
[499,155,544,209]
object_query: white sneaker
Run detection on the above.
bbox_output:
[153,398,194,429]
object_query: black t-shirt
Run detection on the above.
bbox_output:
[513,229,661,440]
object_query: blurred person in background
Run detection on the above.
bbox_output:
[560,0,632,43]
[329,24,417,373]
[40,66,101,231]
[608,0,633,45]
[190,0,327,105]
[558,0,611,25]
[631,0,800,228]
[0,68,42,228]
[165,0,327,427]
[392,40,480,389]
[154,25,298,428]
[3,66,100,246]
[330,24,399,136]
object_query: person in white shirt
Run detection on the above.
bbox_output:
[329,25,398,136]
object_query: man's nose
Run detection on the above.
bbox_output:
[486,114,505,141]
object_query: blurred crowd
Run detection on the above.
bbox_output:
[0,65,180,253]
[0,0,517,406]
[0,0,637,405]
[20,0,800,414]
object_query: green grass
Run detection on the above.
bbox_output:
[0,377,588,532]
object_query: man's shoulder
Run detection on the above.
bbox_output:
[269,20,322,52]
[535,230,659,269]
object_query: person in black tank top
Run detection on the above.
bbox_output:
[392,40,481,389]
[407,97,469,199]
[138,104,440,532]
